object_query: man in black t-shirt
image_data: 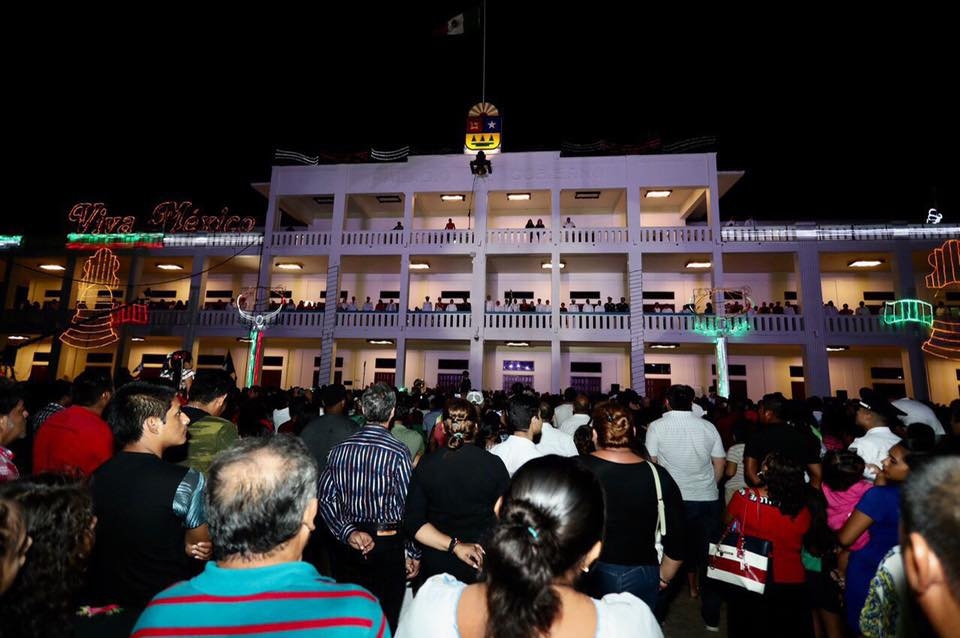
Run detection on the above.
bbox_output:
[744,393,822,488]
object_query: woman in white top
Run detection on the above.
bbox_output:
[396,456,662,638]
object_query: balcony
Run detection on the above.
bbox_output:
[341,230,405,248]
[409,229,476,246]
[637,227,713,244]
[486,229,553,246]
[824,314,906,336]
[271,231,331,248]
[720,223,960,243]
[405,311,472,330]
[484,312,555,330]
[336,311,400,329]
[558,227,629,245]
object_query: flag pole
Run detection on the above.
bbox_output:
[481,0,486,105]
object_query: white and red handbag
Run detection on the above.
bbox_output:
[706,490,773,594]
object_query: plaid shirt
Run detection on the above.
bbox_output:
[0,446,19,482]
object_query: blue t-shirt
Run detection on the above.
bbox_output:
[846,485,900,631]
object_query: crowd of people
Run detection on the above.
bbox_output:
[1,370,958,637]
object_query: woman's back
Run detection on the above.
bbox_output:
[728,488,811,584]
[397,573,661,638]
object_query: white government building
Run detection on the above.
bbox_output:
[2,150,958,404]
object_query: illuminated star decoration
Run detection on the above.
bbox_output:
[60,248,122,349]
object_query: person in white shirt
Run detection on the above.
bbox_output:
[645,384,725,626]
[362,297,374,312]
[396,456,662,638]
[855,301,872,316]
[569,300,580,313]
[345,297,358,312]
[892,397,946,438]
[849,387,905,481]
[386,300,397,312]
[558,395,592,436]
[582,300,595,313]
[484,295,495,312]
[490,394,544,476]
[421,296,433,312]
[553,388,576,428]
[562,217,576,228]
[535,400,578,457]
[783,301,796,315]
[444,299,458,312]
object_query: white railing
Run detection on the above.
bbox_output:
[270,231,331,248]
[642,313,805,335]
[274,311,325,328]
[406,311,473,329]
[484,312,555,330]
[559,227,629,244]
[409,230,475,246]
[486,229,553,245]
[198,310,243,327]
[825,315,902,335]
[148,310,192,327]
[341,230,405,247]
[637,227,713,243]
[335,311,399,329]
[721,223,960,242]
[559,313,630,331]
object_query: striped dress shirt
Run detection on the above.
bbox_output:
[319,424,419,558]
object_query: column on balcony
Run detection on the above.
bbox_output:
[796,247,831,398]
[470,188,489,385]
[317,193,347,386]
[893,244,929,400]
[550,188,562,349]
[551,338,561,395]
[183,256,207,355]
[115,253,144,375]
[395,335,407,389]
[627,252,645,393]
[49,254,78,379]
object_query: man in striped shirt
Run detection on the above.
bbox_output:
[319,383,420,633]
[133,435,389,638]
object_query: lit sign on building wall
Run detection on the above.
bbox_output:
[68,201,258,235]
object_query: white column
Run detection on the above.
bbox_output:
[893,245,929,400]
[796,247,831,398]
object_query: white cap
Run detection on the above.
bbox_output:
[465,390,484,406]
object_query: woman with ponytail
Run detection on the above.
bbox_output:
[404,398,509,586]
[398,455,662,637]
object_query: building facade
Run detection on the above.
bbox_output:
[2,151,957,403]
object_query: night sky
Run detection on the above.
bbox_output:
[9,5,956,237]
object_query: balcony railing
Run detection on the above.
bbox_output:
[642,313,805,336]
[342,230,405,247]
[409,229,476,246]
[486,229,553,245]
[336,311,399,329]
[406,311,472,329]
[637,227,713,243]
[484,312,555,330]
[271,231,331,248]
[720,223,960,242]
[559,313,630,331]
[824,315,903,335]
[559,227,629,244]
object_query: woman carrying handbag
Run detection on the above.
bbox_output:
[721,452,813,637]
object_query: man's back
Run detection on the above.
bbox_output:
[132,562,389,638]
[301,413,360,473]
[645,410,724,501]
[33,405,113,477]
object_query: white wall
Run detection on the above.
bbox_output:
[641,274,712,308]
[926,358,960,405]
[12,341,52,381]
[269,275,327,305]
[204,274,259,301]
[639,211,686,227]
[484,347,553,392]
[559,273,629,306]
[404,346,471,389]
[559,346,630,395]
[821,274,895,310]
[139,271,192,302]
[828,354,904,398]
[643,353,804,399]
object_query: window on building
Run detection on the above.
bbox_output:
[569,376,601,395]
[503,375,534,392]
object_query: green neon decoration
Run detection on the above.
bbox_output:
[0,235,23,247]
[66,233,164,249]
[692,315,751,337]
[715,336,730,399]
[881,299,934,328]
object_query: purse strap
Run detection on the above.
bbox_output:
[647,460,667,538]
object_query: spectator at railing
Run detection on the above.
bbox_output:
[568,300,580,313]
[484,295,495,312]
[855,301,872,316]
[559,302,567,312]
[345,297,358,312]
[445,298,458,312]
[772,301,784,315]
[582,300,595,313]
[703,302,715,315]
[783,301,796,315]
[563,216,576,228]
[616,297,629,312]
[362,297,374,312]
[839,303,854,316]
[422,296,433,312]
[603,297,616,312]
[386,300,397,312]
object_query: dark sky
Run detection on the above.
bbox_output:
[10,5,957,236]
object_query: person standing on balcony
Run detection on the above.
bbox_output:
[445,299,459,312]
[855,301,872,316]
[362,297,374,312]
[783,301,796,315]
[445,218,456,230]
[616,297,629,312]
[422,296,433,312]
[485,295,495,312]
[603,297,616,312]
[563,216,576,228]
[393,220,404,230]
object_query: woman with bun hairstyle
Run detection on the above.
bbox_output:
[404,397,509,586]
[580,401,685,611]
[398,455,662,637]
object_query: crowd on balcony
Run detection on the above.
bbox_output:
[2,370,958,637]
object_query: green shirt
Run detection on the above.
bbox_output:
[178,414,239,474]
[391,423,424,461]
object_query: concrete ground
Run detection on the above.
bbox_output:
[660,589,728,638]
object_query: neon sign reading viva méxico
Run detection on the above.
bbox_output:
[69,201,257,234]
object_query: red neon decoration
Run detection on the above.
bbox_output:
[60,248,121,350]
[925,239,960,289]
[922,319,960,359]
[148,201,256,233]
[69,203,136,234]
[111,303,149,327]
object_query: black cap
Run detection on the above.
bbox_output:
[858,387,908,422]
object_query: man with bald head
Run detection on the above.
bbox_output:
[133,436,389,637]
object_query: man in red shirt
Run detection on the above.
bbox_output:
[33,369,114,477]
